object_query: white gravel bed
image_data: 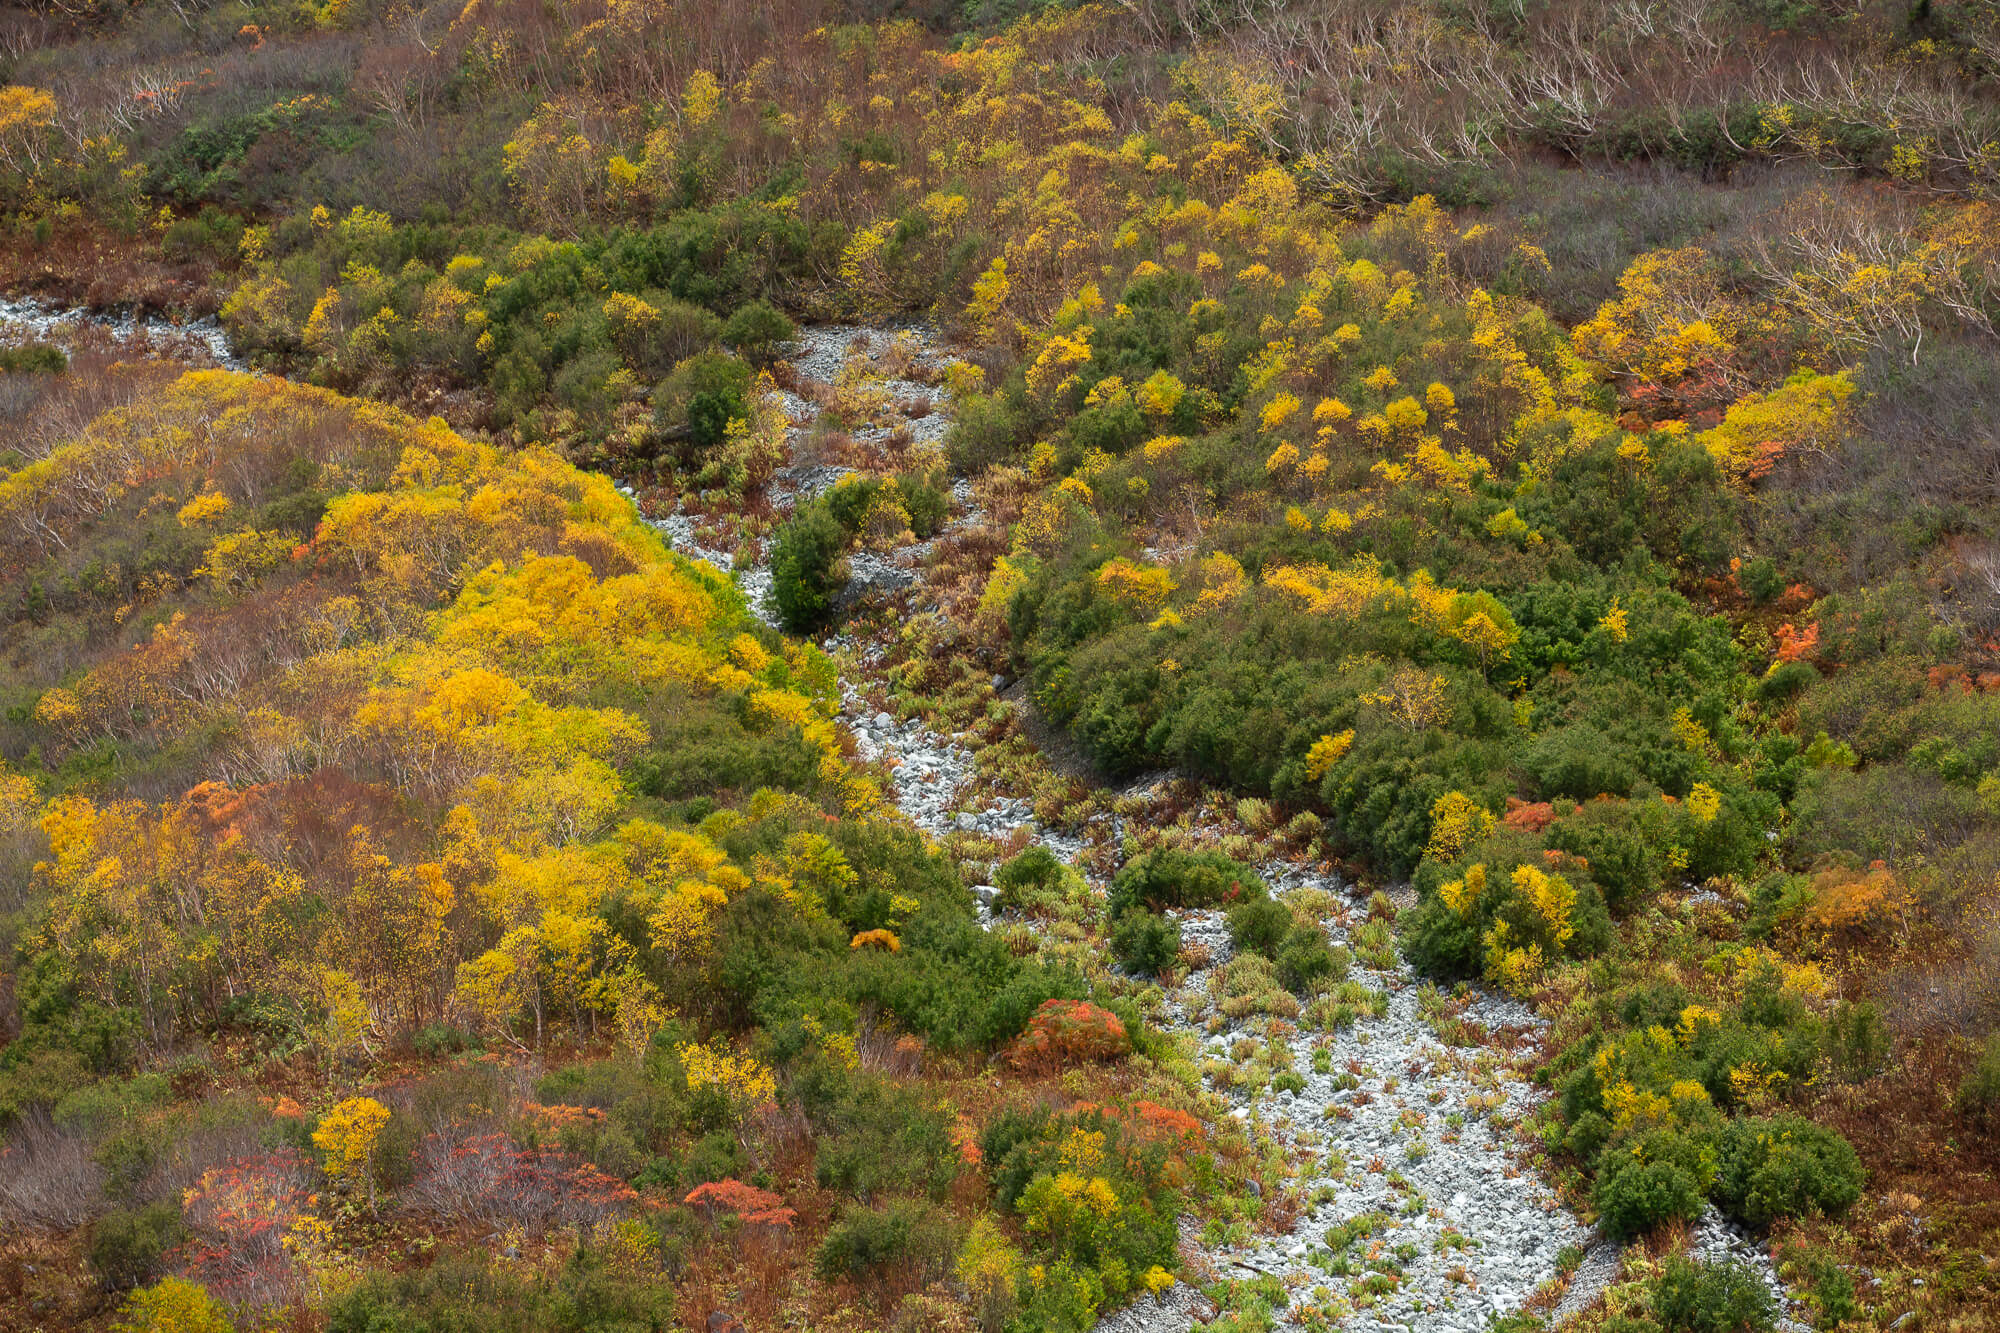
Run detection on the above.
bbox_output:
[634,322,959,629]
[1,295,242,368]
[830,669,1594,1329]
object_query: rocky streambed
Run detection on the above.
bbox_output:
[836,666,1593,1333]
[0,294,241,368]
[638,323,1811,1333]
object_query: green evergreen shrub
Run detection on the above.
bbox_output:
[1226,895,1292,957]
[1593,1131,1708,1240]
[721,299,795,362]
[771,506,848,631]
[1275,932,1344,994]
[814,1201,956,1285]
[1107,848,1265,919]
[87,1201,184,1290]
[1110,909,1181,976]
[1650,1255,1777,1333]
[1711,1115,1863,1228]
[1957,1032,2000,1124]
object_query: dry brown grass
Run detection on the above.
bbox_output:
[0,1230,101,1333]
[1789,1035,2000,1325]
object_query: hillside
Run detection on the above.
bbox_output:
[4,3,2000,1332]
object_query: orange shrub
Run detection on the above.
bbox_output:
[1503,798,1557,833]
[1774,621,1821,663]
[1802,862,1911,939]
[1131,1100,1201,1140]
[685,1179,784,1216]
[1004,999,1129,1070]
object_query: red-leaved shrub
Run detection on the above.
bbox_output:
[407,1132,636,1230]
[175,1149,313,1308]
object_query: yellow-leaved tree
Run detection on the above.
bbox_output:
[0,86,56,175]
[314,1096,391,1212]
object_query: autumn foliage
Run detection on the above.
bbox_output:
[683,1179,795,1228]
[1004,1000,1130,1071]
[9,0,2000,1323]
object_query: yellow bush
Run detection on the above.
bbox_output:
[313,1096,390,1193]
[1304,730,1354,783]
[1096,558,1176,613]
[678,1041,777,1103]
[1426,792,1495,862]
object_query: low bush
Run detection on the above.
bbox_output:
[896,472,951,538]
[1404,856,1612,992]
[979,1105,1178,1313]
[1650,1255,1777,1333]
[1958,1031,2000,1124]
[612,295,721,376]
[1545,804,1662,912]
[1795,1250,1859,1327]
[823,475,886,534]
[660,350,755,452]
[946,389,1030,472]
[88,1200,184,1290]
[112,1277,233,1333]
[1005,1000,1130,1069]
[411,1024,479,1059]
[1737,558,1786,605]
[1225,895,1292,957]
[160,205,244,264]
[1710,1115,1864,1229]
[1593,1130,1709,1241]
[328,1251,674,1332]
[1823,1000,1890,1081]
[805,1071,959,1200]
[633,1128,748,1192]
[994,846,1069,915]
[1209,952,1301,1021]
[771,506,849,631]
[722,299,795,362]
[815,1201,957,1287]
[0,343,66,374]
[1276,933,1346,993]
[1107,848,1265,919]
[1110,909,1181,976]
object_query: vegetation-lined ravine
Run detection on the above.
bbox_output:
[638,322,1818,1333]
[6,1,2000,1331]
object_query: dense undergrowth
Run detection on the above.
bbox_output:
[4,0,2000,1329]
[0,362,1232,1331]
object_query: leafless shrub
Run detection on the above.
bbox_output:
[857,1024,925,1077]
[0,1110,105,1231]
[1877,891,2000,1039]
